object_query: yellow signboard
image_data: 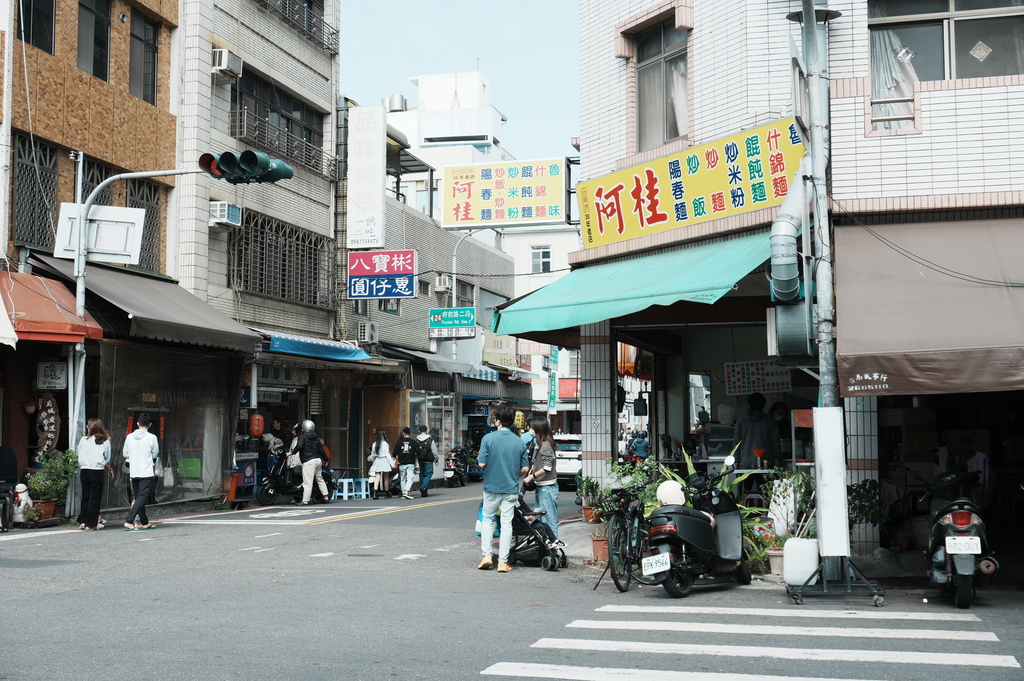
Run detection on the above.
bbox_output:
[441,158,567,229]
[577,118,805,248]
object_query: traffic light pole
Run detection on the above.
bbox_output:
[69,166,203,445]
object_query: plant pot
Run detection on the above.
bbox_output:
[591,535,609,562]
[582,506,603,524]
[33,499,56,520]
[766,548,785,576]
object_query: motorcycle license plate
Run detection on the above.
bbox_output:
[642,553,671,576]
[945,536,981,554]
[444,470,454,478]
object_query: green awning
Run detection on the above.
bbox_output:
[492,231,771,336]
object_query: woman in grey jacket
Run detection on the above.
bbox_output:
[523,418,561,542]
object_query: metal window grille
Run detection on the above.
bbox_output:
[83,158,114,206]
[231,211,336,308]
[251,0,338,55]
[126,179,163,273]
[230,108,339,179]
[12,134,59,248]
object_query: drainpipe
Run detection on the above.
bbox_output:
[769,156,809,302]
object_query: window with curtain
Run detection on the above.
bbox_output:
[869,0,1024,130]
[377,299,399,315]
[130,12,159,105]
[531,245,551,274]
[78,0,111,81]
[19,0,55,54]
[636,22,689,152]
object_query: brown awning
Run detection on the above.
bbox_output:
[835,219,1024,396]
[0,272,103,343]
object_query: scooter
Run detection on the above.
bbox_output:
[919,470,998,608]
[256,446,335,505]
[643,455,751,598]
[443,447,468,488]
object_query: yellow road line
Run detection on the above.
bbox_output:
[304,496,475,524]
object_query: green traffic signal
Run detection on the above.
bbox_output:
[199,151,294,184]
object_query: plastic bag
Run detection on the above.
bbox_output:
[474,501,501,538]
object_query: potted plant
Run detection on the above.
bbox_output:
[25,449,79,518]
[576,475,603,523]
[847,478,889,531]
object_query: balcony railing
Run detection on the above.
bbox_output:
[230,109,339,180]
[252,0,339,55]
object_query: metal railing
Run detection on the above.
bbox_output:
[252,0,339,55]
[230,109,339,179]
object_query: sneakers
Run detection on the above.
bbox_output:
[477,555,494,570]
[401,493,413,500]
[496,561,512,573]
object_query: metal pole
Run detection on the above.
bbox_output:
[0,0,15,249]
[69,167,203,444]
[450,230,476,361]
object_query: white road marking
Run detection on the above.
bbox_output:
[139,538,156,542]
[254,532,283,538]
[309,552,334,557]
[0,530,80,541]
[236,546,262,552]
[357,544,380,549]
[532,638,1021,668]
[395,554,427,560]
[481,662,883,681]
[254,548,275,553]
[596,604,982,622]
[567,619,999,642]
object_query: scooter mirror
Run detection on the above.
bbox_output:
[723,455,736,467]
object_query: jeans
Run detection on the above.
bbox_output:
[301,458,328,503]
[399,463,416,494]
[126,477,154,526]
[419,461,434,491]
[77,468,105,528]
[534,483,559,539]
[480,491,518,563]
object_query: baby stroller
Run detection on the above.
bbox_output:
[509,495,568,572]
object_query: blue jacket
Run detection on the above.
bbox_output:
[478,428,528,494]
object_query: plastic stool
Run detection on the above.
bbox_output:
[333,478,356,501]
[351,478,371,499]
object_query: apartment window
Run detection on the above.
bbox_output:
[232,73,324,149]
[378,299,399,315]
[636,22,689,152]
[869,1,1024,82]
[456,281,474,310]
[78,0,111,81]
[531,245,552,274]
[19,0,55,53]
[351,299,368,315]
[12,134,58,248]
[130,12,159,105]
[231,211,335,308]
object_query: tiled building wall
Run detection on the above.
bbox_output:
[580,321,616,480]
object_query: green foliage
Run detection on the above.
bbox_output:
[576,474,603,506]
[608,456,659,508]
[847,478,889,529]
[759,467,815,518]
[21,505,42,522]
[25,449,78,504]
[212,498,229,511]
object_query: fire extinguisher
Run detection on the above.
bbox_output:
[248,413,264,438]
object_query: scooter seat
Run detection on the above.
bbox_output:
[652,504,714,522]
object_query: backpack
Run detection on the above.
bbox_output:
[416,436,435,462]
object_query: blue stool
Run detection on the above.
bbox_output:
[333,478,356,501]
[353,477,371,499]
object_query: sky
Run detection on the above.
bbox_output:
[339,1,580,161]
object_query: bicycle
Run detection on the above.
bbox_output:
[602,482,657,592]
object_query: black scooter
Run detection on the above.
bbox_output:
[256,448,334,506]
[645,455,751,598]
[919,470,998,608]
[443,447,468,488]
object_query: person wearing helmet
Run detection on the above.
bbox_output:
[291,419,329,505]
[633,431,650,459]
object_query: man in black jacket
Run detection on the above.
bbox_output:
[292,420,329,505]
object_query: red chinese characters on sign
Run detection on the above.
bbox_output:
[630,168,668,229]
[594,183,626,235]
[452,202,474,222]
[347,250,417,276]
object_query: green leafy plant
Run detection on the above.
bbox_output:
[847,478,889,529]
[212,498,229,511]
[576,474,603,507]
[21,505,42,522]
[25,449,78,505]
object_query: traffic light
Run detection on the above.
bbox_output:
[199,151,294,184]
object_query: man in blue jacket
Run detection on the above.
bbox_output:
[477,406,529,573]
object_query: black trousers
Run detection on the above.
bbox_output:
[77,468,106,527]
[126,477,154,526]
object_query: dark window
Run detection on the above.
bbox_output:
[456,280,474,310]
[19,0,55,53]
[377,299,399,314]
[232,72,324,147]
[78,0,111,81]
[636,22,688,152]
[130,12,159,105]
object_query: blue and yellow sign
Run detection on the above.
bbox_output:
[442,159,567,229]
[577,118,805,248]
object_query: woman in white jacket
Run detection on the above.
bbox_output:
[75,419,112,530]
[367,430,394,500]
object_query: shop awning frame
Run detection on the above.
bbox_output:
[381,344,475,374]
[252,328,371,362]
[492,231,772,337]
[0,271,103,344]
[461,364,500,382]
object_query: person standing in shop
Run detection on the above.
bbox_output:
[733,392,781,470]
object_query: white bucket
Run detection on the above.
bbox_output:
[783,537,819,586]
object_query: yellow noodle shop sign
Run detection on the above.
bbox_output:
[577,118,805,249]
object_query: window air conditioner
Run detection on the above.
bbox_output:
[211,49,243,81]
[433,274,452,293]
[208,201,242,230]
[357,321,379,344]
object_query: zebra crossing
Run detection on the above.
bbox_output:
[480,603,1021,680]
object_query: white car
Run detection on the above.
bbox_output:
[553,434,582,489]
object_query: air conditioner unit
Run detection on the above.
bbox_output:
[357,321,379,344]
[208,201,242,230]
[211,49,243,81]
[433,274,453,293]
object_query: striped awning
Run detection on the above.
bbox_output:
[461,363,500,382]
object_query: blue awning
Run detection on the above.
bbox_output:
[492,231,771,336]
[253,329,371,362]
[461,364,500,382]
